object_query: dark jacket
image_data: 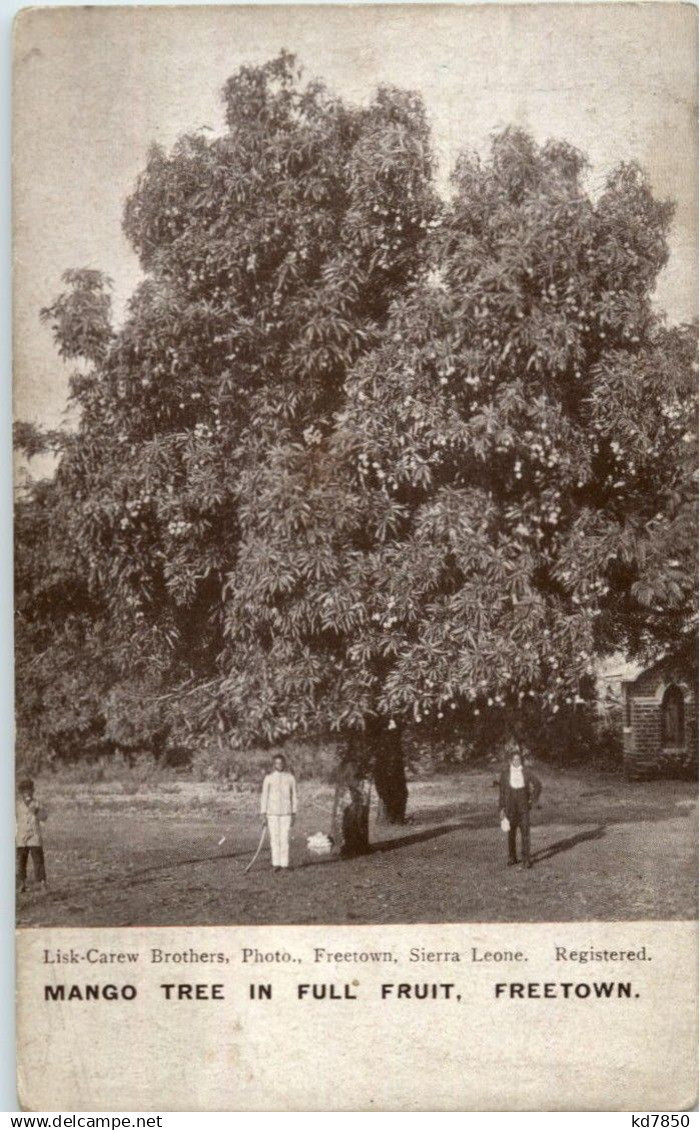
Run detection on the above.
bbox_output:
[498,767,542,819]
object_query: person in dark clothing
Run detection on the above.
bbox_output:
[331,760,371,858]
[498,748,542,869]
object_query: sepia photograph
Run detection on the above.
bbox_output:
[14,3,697,932]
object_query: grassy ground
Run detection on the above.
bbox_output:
[16,764,697,926]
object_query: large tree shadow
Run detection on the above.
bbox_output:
[530,825,606,863]
[402,793,696,832]
[142,818,608,873]
[298,816,607,868]
[334,818,607,864]
[47,790,693,896]
[368,821,471,854]
[293,820,472,870]
[40,846,253,902]
[19,779,696,922]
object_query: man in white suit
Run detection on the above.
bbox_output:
[260,754,298,872]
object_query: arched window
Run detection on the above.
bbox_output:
[661,684,685,747]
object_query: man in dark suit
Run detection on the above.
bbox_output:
[498,748,542,869]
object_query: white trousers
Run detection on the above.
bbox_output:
[267,815,292,868]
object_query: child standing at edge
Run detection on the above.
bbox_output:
[16,777,48,892]
[260,754,297,872]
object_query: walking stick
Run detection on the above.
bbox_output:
[244,824,267,873]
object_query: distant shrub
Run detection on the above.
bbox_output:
[188,735,338,785]
[399,696,626,776]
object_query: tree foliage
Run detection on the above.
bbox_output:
[217,128,697,746]
[17,53,438,758]
[16,58,697,778]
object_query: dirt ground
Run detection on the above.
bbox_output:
[16,764,697,926]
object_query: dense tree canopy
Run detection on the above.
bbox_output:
[57,53,431,665]
[217,131,696,757]
[17,53,438,759]
[16,56,697,801]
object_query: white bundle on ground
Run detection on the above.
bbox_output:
[306,831,334,856]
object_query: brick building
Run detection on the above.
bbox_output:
[622,653,698,779]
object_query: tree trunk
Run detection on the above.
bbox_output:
[371,720,408,825]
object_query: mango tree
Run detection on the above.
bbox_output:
[217,130,696,821]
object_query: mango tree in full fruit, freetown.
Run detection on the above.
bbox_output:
[19,61,696,821]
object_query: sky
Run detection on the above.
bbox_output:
[13,2,698,433]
